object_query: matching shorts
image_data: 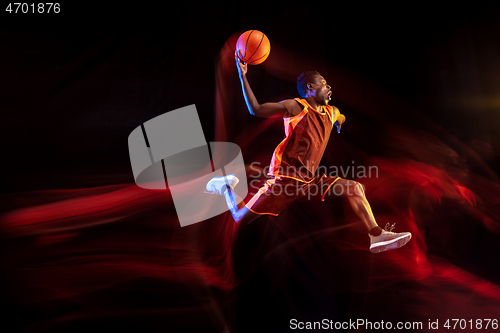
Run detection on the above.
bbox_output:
[245,174,340,216]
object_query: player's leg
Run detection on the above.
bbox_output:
[223,185,259,225]
[329,178,379,232]
[206,175,259,225]
[324,178,412,253]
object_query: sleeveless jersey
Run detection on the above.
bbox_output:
[268,98,341,182]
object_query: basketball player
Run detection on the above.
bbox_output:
[206,53,411,253]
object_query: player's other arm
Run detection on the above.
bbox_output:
[333,107,346,133]
[236,53,296,118]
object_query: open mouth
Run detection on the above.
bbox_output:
[327,91,332,100]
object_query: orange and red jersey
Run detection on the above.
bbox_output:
[268,98,342,182]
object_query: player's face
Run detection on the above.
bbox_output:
[309,75,332,105]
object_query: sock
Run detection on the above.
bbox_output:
[369,226,383,236]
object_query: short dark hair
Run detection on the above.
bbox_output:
[297,70,321,98]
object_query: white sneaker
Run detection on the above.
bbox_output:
[369,223,412,253]
[205,174,239,195]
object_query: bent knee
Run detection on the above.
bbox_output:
[348,181,365,197]
[234,206,259,225]
[233,210,245,223]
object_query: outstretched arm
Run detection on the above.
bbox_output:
[236,52,294,118]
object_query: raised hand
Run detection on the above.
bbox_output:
[235,51,248,77]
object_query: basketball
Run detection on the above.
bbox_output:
[236,30,271,65]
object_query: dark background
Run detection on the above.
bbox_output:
[2,2,500,332]
[2,3,499,191]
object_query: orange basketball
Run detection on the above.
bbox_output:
[236,30,271,65]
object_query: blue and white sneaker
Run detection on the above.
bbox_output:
[205,174,239,195]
